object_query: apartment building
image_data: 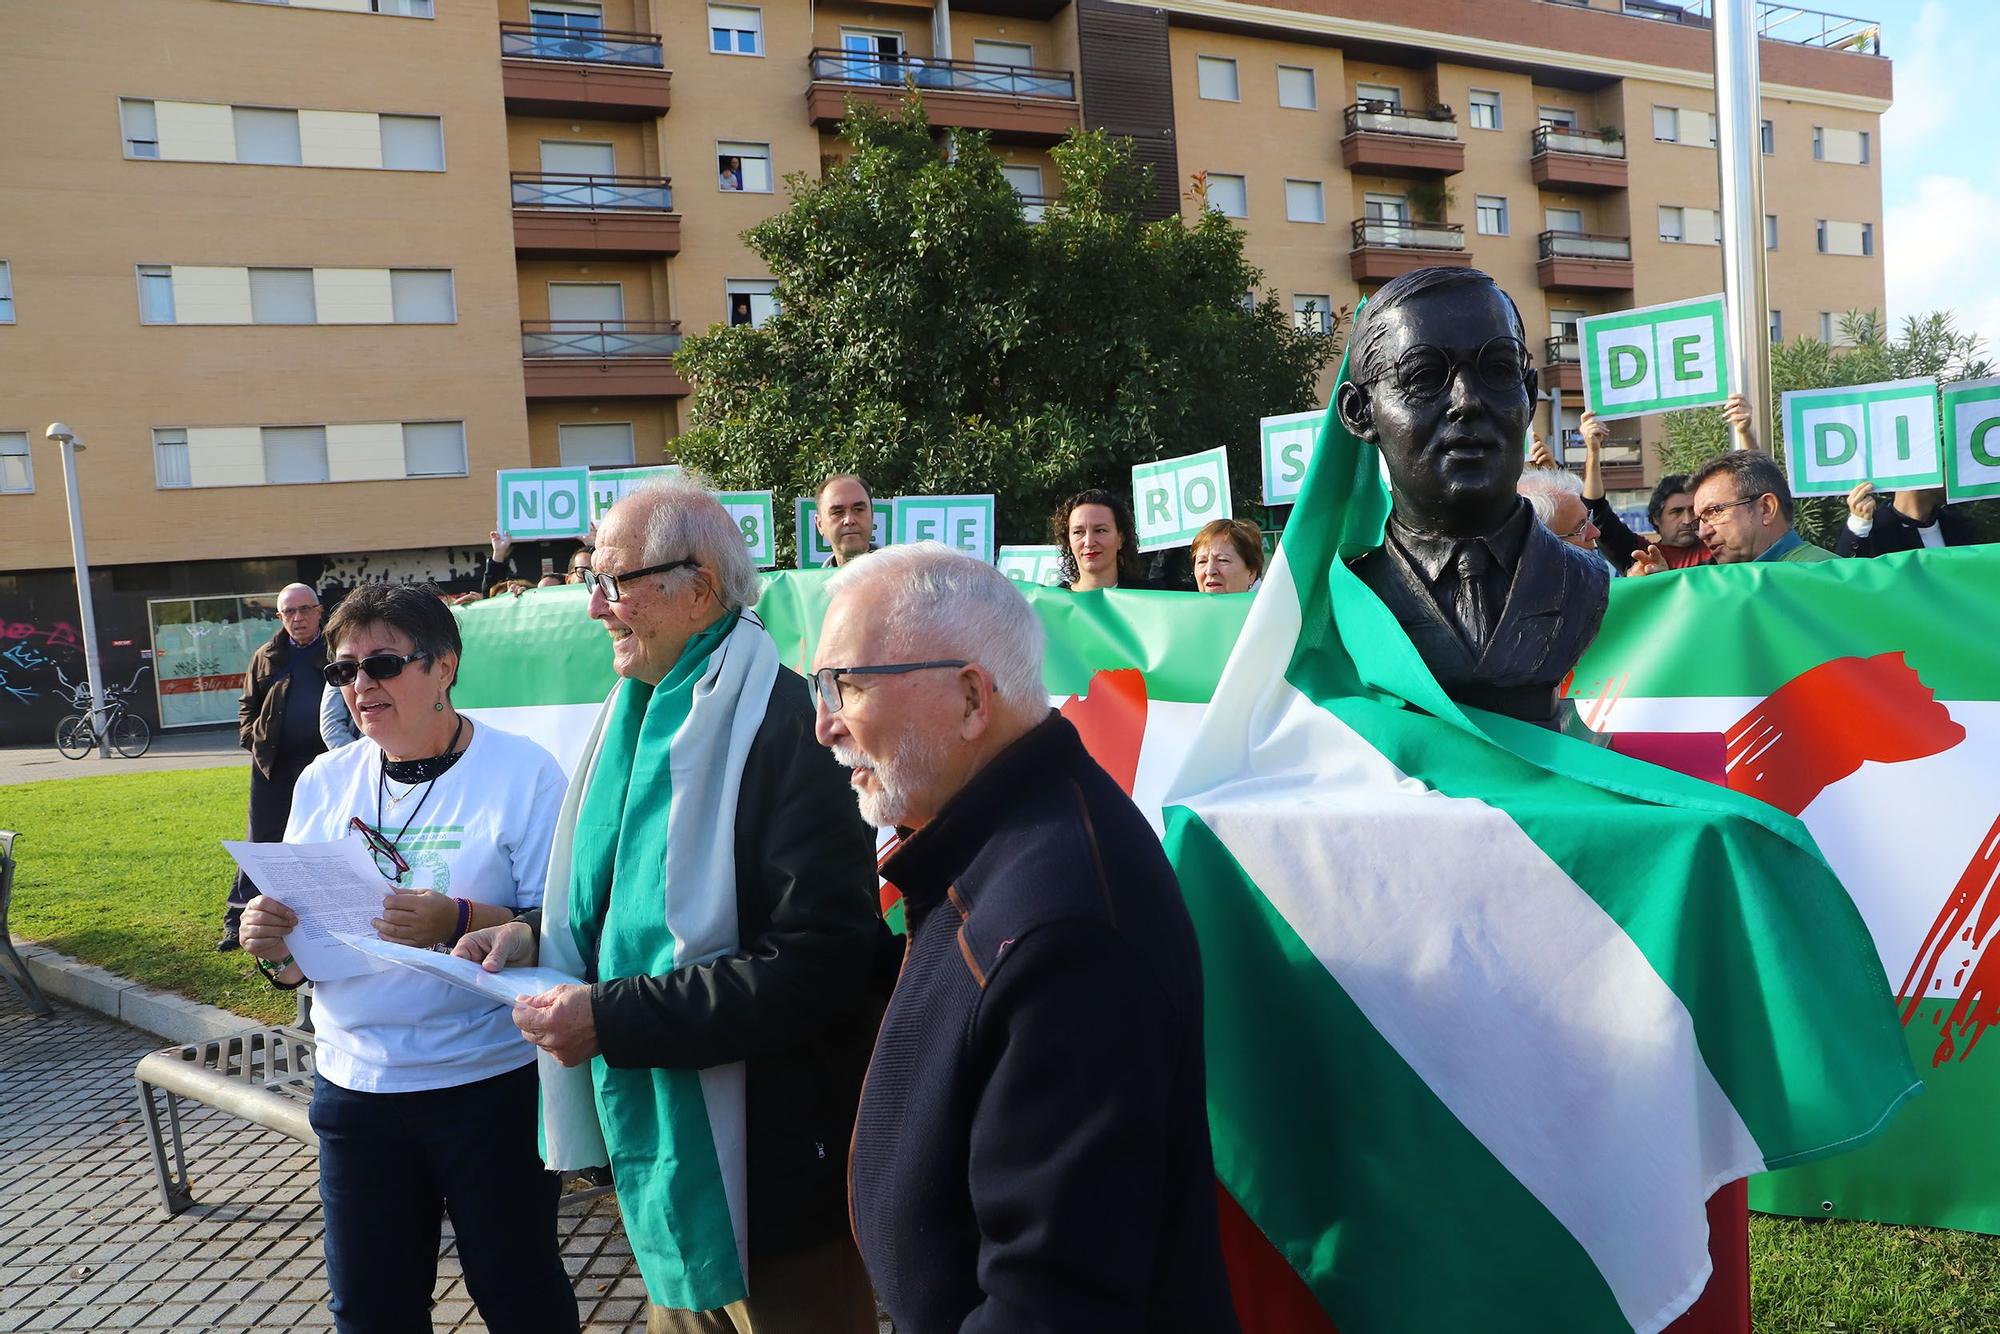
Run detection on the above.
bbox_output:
[0,0,1886,743]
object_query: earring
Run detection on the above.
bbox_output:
[434,701,444,712]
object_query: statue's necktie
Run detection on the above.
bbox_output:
[1453,543,1492,655]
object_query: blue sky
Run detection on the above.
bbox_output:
[1866,1,1999,355]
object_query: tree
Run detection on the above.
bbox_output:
[1659,310,1997,547]
[671,95,1342,556]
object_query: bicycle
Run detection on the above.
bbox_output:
[54,664,155,760]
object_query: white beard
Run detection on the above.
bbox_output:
[833,735,945,830]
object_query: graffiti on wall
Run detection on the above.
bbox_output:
[317,547,491,591]
[0,621,84,710]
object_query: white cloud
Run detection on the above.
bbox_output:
[1885,174,2000,359]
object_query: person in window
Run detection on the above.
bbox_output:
[1051,488,1145,591]
[719,155,744,191]
[729,294,755,327]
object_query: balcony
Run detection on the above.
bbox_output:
[522,320,689,399]
[1560,436,1647,492]
[1544,333,1583,393]
[1531,126,1628,192]
[1349,219,1471,283]
[1340,102,1464,178]
[1537,231,1635,291]
[512,174,680,258]
[806,50,1081,144]
[499,23,671,120]
[1015,193,1054,223]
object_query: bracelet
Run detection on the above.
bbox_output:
[255,954,304,992]
[447,897,472,949]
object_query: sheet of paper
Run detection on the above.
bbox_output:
[222,836,394,983]
[334,934,583,1012]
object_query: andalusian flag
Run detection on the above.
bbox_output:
[1156,369,1918,1330]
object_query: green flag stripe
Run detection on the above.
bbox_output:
[1165,809,1631,1332]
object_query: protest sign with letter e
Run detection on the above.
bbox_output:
[996,545,1066,587]
[715,491,777,568]
[1133,447,1231,552]
[1942,376,2000,502]
[793,496,893,568]
[1261,410,1327,506]
[1580,294,1731,422]
[1782,378,1943,498]
[893,495,995,563]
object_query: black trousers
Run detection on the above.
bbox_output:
[222,752,316,929]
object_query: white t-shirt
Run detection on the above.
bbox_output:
[283,720,567,1093]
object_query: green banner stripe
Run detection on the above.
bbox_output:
[1573,546,2000,701]
[1166,808,1630,1332]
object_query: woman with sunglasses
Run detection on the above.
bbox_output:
[236,581,577,1334]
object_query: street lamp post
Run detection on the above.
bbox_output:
[44,423,111,759]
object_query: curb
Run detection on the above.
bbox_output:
[9,935,268,1044]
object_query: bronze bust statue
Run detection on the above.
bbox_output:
[1337,266,1608,725]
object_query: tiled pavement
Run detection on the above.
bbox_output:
[0,986,890,1332]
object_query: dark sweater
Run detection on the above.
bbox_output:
[1833,502,1983,557]
[854,714,1238,1334]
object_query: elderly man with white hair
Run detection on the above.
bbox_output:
[813,542,1239,1334]
[456,479,884,1334]
[1516,459,1605,563]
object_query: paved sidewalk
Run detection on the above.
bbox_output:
[0,729,247,788]
[0,987,648,1332]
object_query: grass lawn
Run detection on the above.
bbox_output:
[7,770,2000,1325]
[1,766,295,1024]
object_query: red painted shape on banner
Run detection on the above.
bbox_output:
[1215,1183,1336,1333]
[1059,669,1149,796]
[1896,812,2000,1066]
[1722,653,1963,817]
[1609,731,1728,786]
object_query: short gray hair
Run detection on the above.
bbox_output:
[625,476,761,608]
[825,543,1046,708]
[1517,465,1584,532]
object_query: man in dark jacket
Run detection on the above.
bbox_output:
[1837,482,1987,556]
[220,583,328,950]
[812,542,1238,1334]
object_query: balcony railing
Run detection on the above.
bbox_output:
[1539,231,1633,261]
[1343,101,1458,140]
[808,49,1075,100]
[522,320,682,358]
[512,172,673,211]
[1546,334,1580,364]
[1352,219,1466,251]
[1677,2,1881,53]
[500,22,664,67]
[1532,125,1627,160]
[1015,193,1053,223]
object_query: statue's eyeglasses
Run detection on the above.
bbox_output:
[1364,337,1532,403]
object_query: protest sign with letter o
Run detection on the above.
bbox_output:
[1261,410,1327,505]
[1133,447,1232,552]
[793,496,893,568]
[715,491,776,568]
[496,464,682,540]
[893,495,995,563]
[996,545,1066,587]
[1942,376,2000,502]
[1781,378,1943,498]
[1580,295,1731,422]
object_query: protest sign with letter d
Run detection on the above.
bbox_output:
[1580,295,1731,422]
[1782,379,1943,497]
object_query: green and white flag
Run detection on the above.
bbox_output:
[1157,346,1916,1331]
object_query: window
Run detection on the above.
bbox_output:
[1356,82,1401,109]
[1652,105,1715,146]
[1364,192,1407,224]
[1284,179,1324,224]
[1545,206,1584,233]
[1292,294,1333,335]
[249,268,317,324]
[558,422,635,467]
[1658,206,1683,243]
[263,426,329,484]
[373,0,435,14]
[717,141,772,193]
[1277,66,1316,110]
[402,421,466,477]
[1813,126,1870,165]
[1769,310,1783,345]
[1819,312,1835,343]
[136,265,175,323]
[1816,219,1872,256]
[379,115,444,170]
[530,0,602,32]
[390,269,455,323]
[0,261,12,323]
[1658,206,1717,245]
[1760,119,1774,154]
[1469,90,1502,131]
[1862,222,1874,256]
[1764,214,1778,250]
[1475,195,1508,236]
[1539,105,1578,129]
[726,278,778,328]
[0,433,31,495]
[708,4,762,55]
[153,428,191,488]
[121,99,159,157]
[972,40,1033,68]
[232,107,303,165]
[1197,56,1239,102]
[1205,173,1247,218]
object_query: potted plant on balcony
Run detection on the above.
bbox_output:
[1407,182,1454,224]
[1600,125,1623,144]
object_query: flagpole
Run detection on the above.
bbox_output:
[1713,0,1773,452]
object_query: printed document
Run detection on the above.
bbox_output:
[221,836,394,982]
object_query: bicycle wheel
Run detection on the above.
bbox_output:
[55,714,95,759]
[111,712,153,759]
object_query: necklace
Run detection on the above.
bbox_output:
[371,716,466,882]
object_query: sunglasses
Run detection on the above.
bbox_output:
[322,651,433,688]
[348,817,410,882]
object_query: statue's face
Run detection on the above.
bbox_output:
[1337,284,1536,537]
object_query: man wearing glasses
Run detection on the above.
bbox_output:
[1336,265,1609,726]
[219,582,329,951]
[1685,450,1837,565]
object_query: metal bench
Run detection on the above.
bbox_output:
[0,830,54,1017]
[135,1024,316,1216]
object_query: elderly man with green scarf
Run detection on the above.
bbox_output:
[457,479,885,1334]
